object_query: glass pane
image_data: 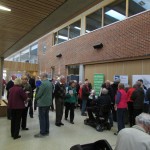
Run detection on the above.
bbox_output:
[58,27,68,44]
[13,54,20,62]
[104,0,126,26]
[129,0,150,16]
[86,9,102,33]
[69,20,81,39]
[20,48,30,62]
[68,65,79,75]
[30,44,38,64]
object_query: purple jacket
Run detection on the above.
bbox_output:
[8,85,27,109]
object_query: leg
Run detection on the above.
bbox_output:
[87,107,95,120]
[127,102,134,127]
[13,109,23,139]
[29,99,33,118]
[60,100,64,123]
[11,109,15,137]
[39,107,46,135]
[65,102,70,119]
[108,110,113,127]
[21,107,28,129]
[70,103,75,122]
[117,109,126,132]
[45,106,50,134]
[81,99,87,115]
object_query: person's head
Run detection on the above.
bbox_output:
[11,75,17,80]
[101,88,108,95]
[40,73,48,81]
[135,113,150,134]
[79,81,82,85]
[84,81,88,86]
[135,81,142,89]
[59,75,65,84]
[138,79,143,84]
[69,80,75,87]
[21,75,28,84]
[105,80,110,88]
[118,83,125,89]
[14,78,22,86]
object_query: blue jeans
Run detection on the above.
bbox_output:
[39,106,50,135]
[117,108,126,132]
[81,99,87,114]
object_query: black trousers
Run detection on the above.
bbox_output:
[65,102,75,122]
[133,109,143,125]
[127,102,134,127]
[21,107,28,129]
[87,106,97,120]
[11,109,23,138]
[28,99,33,117]
[55,98,64,124]
[143,103,150,113]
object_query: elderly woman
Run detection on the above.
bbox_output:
[115,113,150,150]
[8,78,27,139]
[114,83,127,135]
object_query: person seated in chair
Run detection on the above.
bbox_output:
[87,88,111,122]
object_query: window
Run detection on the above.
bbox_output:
[129,0,150,16]
[54,32,58,45]
[13,54,20,62]
[104,0,126,26]
[58,27,68,44]
[69,20,81,39]
[30,44,38,64]
[20,48,30,62]
[68,65,79,75]
[86,9,102,33]
[42,42,46,55]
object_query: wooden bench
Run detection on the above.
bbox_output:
[0,100,7,117]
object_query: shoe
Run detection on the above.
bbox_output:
[14,135,21,139]
[70,121,74,124]
[55,123,61,127]
[81,113,87,116]
[34,133,44,138]
[22,128,29,130]
[60,122,64,125]
[114,132,118,135]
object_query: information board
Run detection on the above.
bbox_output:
[94,74,104,96]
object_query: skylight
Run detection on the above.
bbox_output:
[105,9,126,21]
[0,5,11,11]
[133,0,150,10]
[74,26,90,33]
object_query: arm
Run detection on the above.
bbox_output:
[35,82,45,100]
[115,91,121,104]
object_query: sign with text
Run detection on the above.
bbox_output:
[94,74,104,96]
[114,75,128,86]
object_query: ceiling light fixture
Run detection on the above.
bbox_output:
[0,5,11,11]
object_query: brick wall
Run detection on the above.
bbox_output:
[38,11,150,75]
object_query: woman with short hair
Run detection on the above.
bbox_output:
[8,78,27,139]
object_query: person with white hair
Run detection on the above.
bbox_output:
[115,113,150,150]
[54,75,66,127]
[8,78,27,139]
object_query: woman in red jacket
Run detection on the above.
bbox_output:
[114,83,127,135]
[8,78,27,139]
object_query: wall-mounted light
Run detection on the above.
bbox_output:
[56,53,62,58]
[93,43,103,49]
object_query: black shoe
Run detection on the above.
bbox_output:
[14,135,21,139]
[22,128,29,130]
[70,121,74,124]
[55,123,61,127]
[81,113,87,116]
[60,122,64,125]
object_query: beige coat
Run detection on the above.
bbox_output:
[115,125,150,150]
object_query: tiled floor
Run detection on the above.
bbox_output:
[0,108,117,150]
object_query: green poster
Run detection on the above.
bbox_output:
[94,74,104,96]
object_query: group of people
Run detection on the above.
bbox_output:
[5,73,150,146]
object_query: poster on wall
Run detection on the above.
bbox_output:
[132,75,150,89]
[114,75,128,86]
[94,74,104,96]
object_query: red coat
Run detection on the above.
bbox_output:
[127,88,135,102]
[8,85,27,109]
